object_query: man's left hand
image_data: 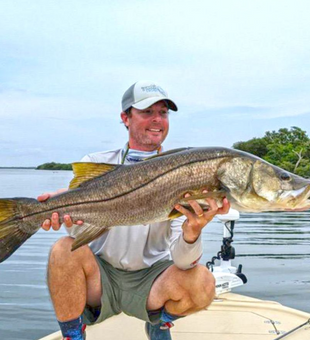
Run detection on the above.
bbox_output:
[174,190,230,243]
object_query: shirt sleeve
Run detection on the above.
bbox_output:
[169,216,203,270]
[80,154,92,162]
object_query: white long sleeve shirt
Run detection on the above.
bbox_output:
[67,148,203,271]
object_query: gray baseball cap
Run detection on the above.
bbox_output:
[122,81,178,112]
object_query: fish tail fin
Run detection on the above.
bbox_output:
[0,198,37,263]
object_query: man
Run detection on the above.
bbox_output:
[38,80,230,340]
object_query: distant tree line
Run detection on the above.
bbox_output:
[233,126,310,178]
[36,162,73,171]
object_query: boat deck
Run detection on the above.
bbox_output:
[40,293,310,340]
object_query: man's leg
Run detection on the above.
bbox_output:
[147,264,215,314]
[145,264,215,339]
[47,237,102,338]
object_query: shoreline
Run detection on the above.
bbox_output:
[0,167,36,169]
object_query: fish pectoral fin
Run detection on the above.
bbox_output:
[168,209,184,220]
[71,223,109,251]
[181,190,227,202]
[70,162,121,189]
[169,203,213,220]
[169,192,226,220]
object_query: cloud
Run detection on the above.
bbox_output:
[177,103,310,121]
[0,0,310,166]
[0,90,115,120]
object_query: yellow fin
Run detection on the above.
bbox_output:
[0,198,33,263]
[182,190,226,202]
[168,191,227,220]
[0,199,17,223]
[169,205,217,220]
[69,162,120,189]
[168,209,184,220]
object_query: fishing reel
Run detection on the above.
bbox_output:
[206,209,248,295]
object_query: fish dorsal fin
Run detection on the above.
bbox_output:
[69,162,120,189]
[146,147,191,160]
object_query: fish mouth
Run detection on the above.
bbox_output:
[279,185,310,208]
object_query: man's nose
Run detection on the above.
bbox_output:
[151,112,163,122]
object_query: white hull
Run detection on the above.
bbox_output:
[39,293,310,340]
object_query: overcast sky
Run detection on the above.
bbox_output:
[1,0,310,166]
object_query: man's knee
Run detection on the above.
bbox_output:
[186,265,215,309]
[52,236,74,251]
[49,236,74,263]
[49,236,91,266]
[49,236,99,278]
[197,265,215,307]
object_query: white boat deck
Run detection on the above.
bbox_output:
[39,293,310,340]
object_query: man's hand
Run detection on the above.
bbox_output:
[174,190,230,243]
[37,189,83,231]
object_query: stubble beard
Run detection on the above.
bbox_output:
[132,131,166,151]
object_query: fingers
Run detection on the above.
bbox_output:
[63,215,84,227]
[205,197,219,215]
[41,219,51,231]
[217,198,231,215]
[37,188,68,202]
[174,203,194,220]
[55,188,69,195]
[38,188,75,231]
[175,190,230,220]
[183,193,204,216]
[41,214,60,231]
[41,213,83,231]
[176,190,232,244]
[37,193,51,202]
[51,212,61,231]
[41,212,61,231]
[63,215,73,228]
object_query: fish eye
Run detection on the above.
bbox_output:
[280,172,291,181]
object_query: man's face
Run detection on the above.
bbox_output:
[121,101,169,151]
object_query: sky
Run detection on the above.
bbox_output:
[0,0,310,166]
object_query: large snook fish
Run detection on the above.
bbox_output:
[0,147,310,263]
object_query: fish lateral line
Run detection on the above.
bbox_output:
[22,158,229,220]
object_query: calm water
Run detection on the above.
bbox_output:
[0,169,309,340]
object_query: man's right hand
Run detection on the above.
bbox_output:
[37,189,83,231]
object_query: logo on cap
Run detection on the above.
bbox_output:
[141,85,167,97]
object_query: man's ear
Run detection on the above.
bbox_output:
[120,111,130,127]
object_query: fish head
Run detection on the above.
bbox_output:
[217,157,310,212]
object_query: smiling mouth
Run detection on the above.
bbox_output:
[147,129,162,133]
